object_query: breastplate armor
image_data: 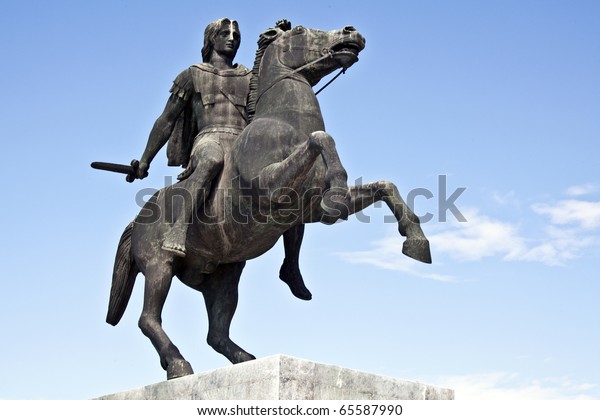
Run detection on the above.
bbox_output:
[190,64,252,131]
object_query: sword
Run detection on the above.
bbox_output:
[91,159,140,183]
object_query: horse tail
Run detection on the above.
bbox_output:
[106,221,139,326]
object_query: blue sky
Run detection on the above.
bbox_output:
[0,0,598,399]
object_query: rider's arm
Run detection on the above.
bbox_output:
[136,68,193,179]
[137,94,187,178]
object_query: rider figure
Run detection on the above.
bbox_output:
[135,18,312,300]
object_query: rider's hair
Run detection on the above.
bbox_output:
[201,18,239,63]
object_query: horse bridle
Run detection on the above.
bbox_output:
[256,50,348,104]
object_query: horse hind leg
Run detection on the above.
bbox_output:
[201,262,256,364]
[347,181,432,264]
[279,224,312,300]
[138,263,194,379]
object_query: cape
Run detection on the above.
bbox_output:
[166,63,251,167]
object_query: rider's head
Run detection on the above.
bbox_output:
[202,18,241,63]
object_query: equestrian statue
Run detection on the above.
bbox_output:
[96,19,432,380]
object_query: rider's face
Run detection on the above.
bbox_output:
[213,22,240,59]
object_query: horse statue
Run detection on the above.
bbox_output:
[106,23,431,380]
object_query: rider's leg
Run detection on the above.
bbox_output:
[279,224,312,300]
[162,139,224,257]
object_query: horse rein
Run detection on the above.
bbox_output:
[314,67,346,96]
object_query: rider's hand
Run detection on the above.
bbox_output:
[137,160,149,179]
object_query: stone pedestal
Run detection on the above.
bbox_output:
[97,354,453,400]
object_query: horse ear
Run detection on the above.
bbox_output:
[258,28,283,47]
[275,19,292,31]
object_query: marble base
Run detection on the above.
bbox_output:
[97,354,454,400]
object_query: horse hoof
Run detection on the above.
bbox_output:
[233,351,256,364]
[289,283,312,300]
[167,359,194,380]
[279,264,313,301]
[281,277,312,300]
[402,238,432,264]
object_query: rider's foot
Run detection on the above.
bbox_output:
[279,259,312,300]
[177,166,193,181]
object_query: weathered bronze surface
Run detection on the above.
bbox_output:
[101,19,431,380]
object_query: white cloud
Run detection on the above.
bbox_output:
[532,199,600,230]
[518,225,595,266]
[425,207,595,267]
[336,237,457,282]
[565,183,600,197]
[428,208,527,262]
[336,194,600,273]
[336,208,528,281]
[434,372,598,400]
[491,190,516,205]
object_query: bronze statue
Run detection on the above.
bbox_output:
[103,20,431,380]
[134,18,311,300]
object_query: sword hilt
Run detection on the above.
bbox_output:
[126,159,140,183]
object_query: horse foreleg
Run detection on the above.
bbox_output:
[258,131,325,199]
[201,262,256,364]
[347,181,432,264]
[258,131,350,221]
[310,131,351,222]
[138,263,194,379]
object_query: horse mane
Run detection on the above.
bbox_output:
[247,21,291,122]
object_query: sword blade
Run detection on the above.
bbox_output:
[91,159,139,182]
[91,161,135,175]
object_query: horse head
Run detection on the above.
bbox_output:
[251,22,365,107]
